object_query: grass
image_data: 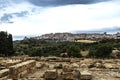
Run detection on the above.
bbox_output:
[75,40,96,43]
[81,50,89,57]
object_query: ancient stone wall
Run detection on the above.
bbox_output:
[9,60,36,79]
[0,60,36,79]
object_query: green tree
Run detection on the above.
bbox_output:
[0,31,7,56]
[89,44,112,58]
[7,34,14,56]
[29,48,43,57]
[96,44,112,58]
[0,31,14,56]
[88,47,96,58]
[67,45,81,58]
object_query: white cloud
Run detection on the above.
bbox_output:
[0,0,120,39]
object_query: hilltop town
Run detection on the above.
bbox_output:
[32,32,120,42]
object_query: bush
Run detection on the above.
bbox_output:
[89,44,112,58]
[67,45,82,58]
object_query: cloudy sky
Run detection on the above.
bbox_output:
[0,0,120,40]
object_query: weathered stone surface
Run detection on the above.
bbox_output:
[63,72,74,80]
[73,70,81,79]
[95,63,105,68]
[62,70,81,80]
[104,63,119,69]
[0,59,22,68]
[0,67,5,70]
[20,70,28,78]
[81,71,92,80]
[9,60,36,79]
[71,63,79,68]
[0,69,9,78]
[54,64,63,69]
[36,62,44,69]
[44,69,58,80]
[80,63,88,68]
[63,64,74,72]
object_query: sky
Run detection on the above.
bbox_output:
[0,0,120,40]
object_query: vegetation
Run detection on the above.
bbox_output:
[67,45,81,57]
[14,37,113,58]
[0,31,14,56]
[89,44,113,58]
[14,38,83,57]
[0,31,119,58]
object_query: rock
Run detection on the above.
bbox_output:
[63,72,74,80]
[63,64,74,72]
[80,63,88,68]
[88,63,95,68]
[95,63,105,68]
[71,63,79,68]
[104,63,118,69]
[81,71,92,80]
[36,62,44,69]
[54,64,62,69]
[0,69,9,78]
[44,69,58,80]
[9,60,36,79]
[73,70,81,80]
[62,70,81,80]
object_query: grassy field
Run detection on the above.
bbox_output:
[75,40,96,43]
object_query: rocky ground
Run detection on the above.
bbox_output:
[0,57,120,80]
[27,58,120,80]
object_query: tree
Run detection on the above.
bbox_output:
[7,34,14,56]
[89,44,112,58]
[0,31,14,56]
[29,48,43,57]
[0,31,7,56]
[67,45,81,58]
[88,47,96,58]
[96,44,112,58]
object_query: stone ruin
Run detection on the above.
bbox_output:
[1,56,119,80]
[9,60,36,79]
[0,57,36,80]
[43,63,92,80]
[44,69,58,80]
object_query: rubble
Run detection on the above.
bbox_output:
[62,70,81,80]
[44,69,58,80]
[0,69,9,78]
[63,64,74,72]
[0,57,120,80]
[81,71,92,80]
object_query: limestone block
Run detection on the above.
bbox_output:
[44,69,58,80]
[63,72,74,80]
[63,70,81,80]
[63,64,74,72]
[81,71,92,80]
[0,69,9,78]
[9,60,36,79]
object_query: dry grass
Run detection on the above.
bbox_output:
[75,40,96,43]
[81,51,89,57]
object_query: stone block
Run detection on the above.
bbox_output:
[81,71,92,80]
[44,69,58,80]
[0,69,9,78]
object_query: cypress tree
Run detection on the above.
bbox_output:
[0,31,14,56]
